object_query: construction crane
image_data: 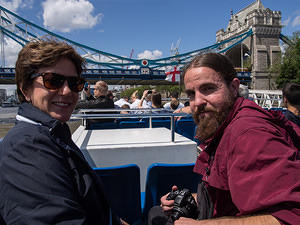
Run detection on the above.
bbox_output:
[170,38,181,56]
[126,49,134,69]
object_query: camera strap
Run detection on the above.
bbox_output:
[196,181,214,220]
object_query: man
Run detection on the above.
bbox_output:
[282,82,300,126]
[149,53,300,225]
[76,80,114,109]
[76,80,115,125]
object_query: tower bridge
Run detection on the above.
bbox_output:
[216,0,290,89]
[0,1,292,88]
[0,66,253,86]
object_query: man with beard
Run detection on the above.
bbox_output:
[148,53,300,225]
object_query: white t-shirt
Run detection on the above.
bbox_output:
[114,98,130,108]
[163,102,184,111]
[130,99,141,109]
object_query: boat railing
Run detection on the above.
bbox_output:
[71,108,192,143]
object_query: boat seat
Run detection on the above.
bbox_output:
[142,163,202,220]
[93,164,143,225]
[175,117,196,140]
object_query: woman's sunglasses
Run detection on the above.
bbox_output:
[31,72,85,93]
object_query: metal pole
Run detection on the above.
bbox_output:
[171,115,175,142]
[149,108,152,128]
[241,43,243,72]
[0,10,5,68]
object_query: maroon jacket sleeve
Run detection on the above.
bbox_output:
[227,127,300,224]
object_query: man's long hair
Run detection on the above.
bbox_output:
[182,52,237,85]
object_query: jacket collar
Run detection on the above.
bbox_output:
[18,102,60,128]
[17,102,87,159]
[17,102,72,142]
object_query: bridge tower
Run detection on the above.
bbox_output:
[216,0,282,89]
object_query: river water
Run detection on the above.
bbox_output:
[0,106,80,138]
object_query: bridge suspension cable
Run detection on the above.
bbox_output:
[1,5,253,71]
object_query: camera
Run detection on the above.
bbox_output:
[166,188,198,222]
[147,90,152,94]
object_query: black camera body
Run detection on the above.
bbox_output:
[166,188,198,222]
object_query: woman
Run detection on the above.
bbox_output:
[0,40,124,225]
[138,90,168,113]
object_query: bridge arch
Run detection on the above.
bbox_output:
[225,43,251,69]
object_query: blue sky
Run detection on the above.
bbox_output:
[1,0,300,67]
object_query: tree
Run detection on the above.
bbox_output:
[276,32,300,88]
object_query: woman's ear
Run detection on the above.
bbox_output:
[20,87,31,102]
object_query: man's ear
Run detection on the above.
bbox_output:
[230,78,240,98]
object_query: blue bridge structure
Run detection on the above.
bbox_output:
[0,5,291,85]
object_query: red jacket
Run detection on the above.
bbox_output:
[194,97,300,225]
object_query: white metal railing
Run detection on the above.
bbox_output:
[249,89,283,108]
[71,108,191,142]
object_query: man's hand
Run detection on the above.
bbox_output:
[142,90,149,99]
[160,185,178,212]
[120,218,129,225]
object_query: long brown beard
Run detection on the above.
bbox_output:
[193,94,235,141]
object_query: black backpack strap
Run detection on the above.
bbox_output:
[196,181,214,220]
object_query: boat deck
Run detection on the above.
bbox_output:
[72,126,197,191]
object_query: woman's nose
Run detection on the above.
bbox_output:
[59,80,72,95]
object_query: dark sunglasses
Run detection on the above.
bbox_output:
[31,72,85,93]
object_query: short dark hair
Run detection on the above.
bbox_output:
[282,83,300,109]
[151,92,162,108]
[170,99,179,110]
[182,52,237,85]
[170,91,179,99]
[15,39,85,103]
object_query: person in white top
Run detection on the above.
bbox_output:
[129,90,141,108]
[163,91,184,111]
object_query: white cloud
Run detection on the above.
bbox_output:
[42,0,103,32]
[2,38,22,67]
[292,15,300,27]
[21,0,34,9]
[137,50,163,60]
[0,0,22,12]
[282,17,290,26]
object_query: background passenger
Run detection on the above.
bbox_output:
[282,82,300,126]
[170,99,180,111]
[139,90,168,114]
[76,80,114,109]
[129,90,142,110]
[163,91,184,111]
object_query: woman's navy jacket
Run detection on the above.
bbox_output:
[0,103,121,225]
